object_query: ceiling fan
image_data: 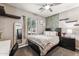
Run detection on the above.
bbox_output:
[39,3,61,12]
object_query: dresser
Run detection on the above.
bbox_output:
[59,37,75,51]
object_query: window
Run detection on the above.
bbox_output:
[27,17,37,34]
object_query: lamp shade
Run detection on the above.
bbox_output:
[67,29,72,34]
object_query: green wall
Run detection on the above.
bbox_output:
[46,14,59,31]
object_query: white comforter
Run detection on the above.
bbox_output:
[28,35,59,55]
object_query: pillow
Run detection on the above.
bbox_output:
[44,31,57,36]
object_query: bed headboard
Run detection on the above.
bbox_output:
[55,28,61,36]
[45,28,52,31]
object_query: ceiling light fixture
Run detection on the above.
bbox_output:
[44,5,50,10]
[39,3,61,12]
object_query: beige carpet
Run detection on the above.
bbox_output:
[14,46,78,56]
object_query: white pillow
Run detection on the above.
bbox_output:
[44,31,57,36]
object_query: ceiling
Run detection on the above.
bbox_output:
[8,3,79,17]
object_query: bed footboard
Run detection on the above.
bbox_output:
[45,43,59,55]
[28,40,40,56]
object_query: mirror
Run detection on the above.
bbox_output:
[17,29,22,39]
[14,22,22,44]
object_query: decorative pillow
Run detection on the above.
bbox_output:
[44,31,57,36]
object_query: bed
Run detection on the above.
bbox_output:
[28,31,60,56]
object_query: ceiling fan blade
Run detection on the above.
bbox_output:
[49,4,54,6]
[39,7,45,12]
[49,8,53,12]
[39,7,43,10]
[42,4,47,7]
[50,3,61,6]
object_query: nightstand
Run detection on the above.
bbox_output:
[59,37,75,51]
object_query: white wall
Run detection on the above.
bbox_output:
[59,7,79,28]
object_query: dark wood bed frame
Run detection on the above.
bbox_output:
[28,40,59,56]
[28,40,40,55]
